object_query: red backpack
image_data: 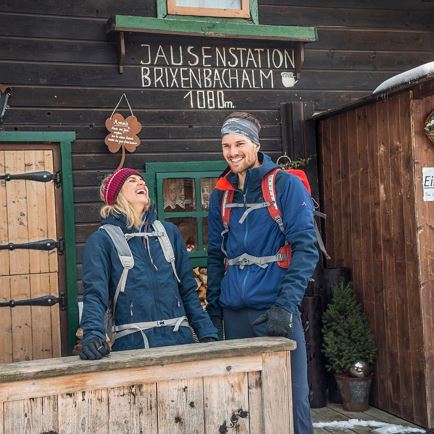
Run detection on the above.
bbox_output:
[220,167,330,267]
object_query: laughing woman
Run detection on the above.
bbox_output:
[79,168,218,360]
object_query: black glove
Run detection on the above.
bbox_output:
[210,316,224,340]
[79,337,110,360]
[200,337,218,343]
[253,305,293,339]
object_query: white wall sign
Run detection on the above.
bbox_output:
[137,43,297,109]
[423,167,434,201]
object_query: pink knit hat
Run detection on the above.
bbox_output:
[102,168,142,205]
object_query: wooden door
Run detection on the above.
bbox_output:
[0,146,65,362]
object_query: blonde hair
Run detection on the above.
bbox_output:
[99,176,146,229]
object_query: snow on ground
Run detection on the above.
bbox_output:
[313,419,425,433]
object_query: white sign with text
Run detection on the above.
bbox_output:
[423,167,434,201]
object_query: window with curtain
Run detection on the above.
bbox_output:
[144,161,226,267]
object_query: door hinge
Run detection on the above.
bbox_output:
[0,294,66,308]
[0,170,61,185]
[0,238,65,254]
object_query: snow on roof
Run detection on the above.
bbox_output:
[373,61,434,95]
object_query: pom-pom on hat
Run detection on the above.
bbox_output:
[102,168,142,205]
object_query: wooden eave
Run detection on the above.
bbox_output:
[312,74,434,121]
[107,15,318,74]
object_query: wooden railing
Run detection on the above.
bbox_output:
[0,337,296,434]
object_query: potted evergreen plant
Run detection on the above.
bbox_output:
[322,280,377,411]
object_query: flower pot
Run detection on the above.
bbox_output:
[424,110,434,144]
[335,374,372,411]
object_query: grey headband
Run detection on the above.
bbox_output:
[221,118,260,144]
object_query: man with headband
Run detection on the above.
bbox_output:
[207,112,318,434]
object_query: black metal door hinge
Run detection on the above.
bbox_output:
[0,294,66,308]
[0,238,64,254]
[0,170,61,187]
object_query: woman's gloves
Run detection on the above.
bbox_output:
[253,305,293,339]
[79,337,110,360]
[200,337,218,343]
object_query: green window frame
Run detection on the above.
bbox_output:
[157,0,259,24]
[144,160,226,267]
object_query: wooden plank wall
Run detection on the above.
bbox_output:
[0,0,433,288]
[318,91,430,426]
[412,93,434,429]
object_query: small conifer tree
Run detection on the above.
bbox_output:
[322,281,377,375]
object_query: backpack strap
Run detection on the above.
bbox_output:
[152,220,181,283]
[262,168,285,233]
[220,190,233,256]
[221,190,234,230]
[100,224,134,313]
[112,315,190,348]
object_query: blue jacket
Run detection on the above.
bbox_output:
[81,209,218,350]
[207,152,319,317]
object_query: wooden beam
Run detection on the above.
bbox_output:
[0,355,262,402]
[107,15,318,42]
[0,337,295,384]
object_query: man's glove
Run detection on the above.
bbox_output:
[210,316,224,340]
[79,337,110,360]
[253,305,293,339]
[200,337,218,343]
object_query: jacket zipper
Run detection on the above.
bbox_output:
[140,225,160,318]
[241,184,249,303]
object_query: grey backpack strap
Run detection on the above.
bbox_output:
[152,220,181,283]
[100,224,134,311]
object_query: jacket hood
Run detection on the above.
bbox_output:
[101,204,157,232]
[215,152,279,191]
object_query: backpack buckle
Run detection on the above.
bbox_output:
[157,320,166,327]
[277,244,291,269]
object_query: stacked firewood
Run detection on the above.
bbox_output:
[193,267,208,308]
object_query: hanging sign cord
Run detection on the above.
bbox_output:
[110,93,134,118]
[277,152,292,168]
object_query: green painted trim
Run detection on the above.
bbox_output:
[0,131,78,355]
[190,257,206,267]
[156,0,168,18]
[59,141,78,355]
[250,0,259,24]
[110,15,318,42]
[0,131,76,143]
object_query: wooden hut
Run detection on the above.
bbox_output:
[0,1,433,423]
[315,73,434,428]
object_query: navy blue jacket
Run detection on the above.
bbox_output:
[207,152,319,317]
[81,210,218,350]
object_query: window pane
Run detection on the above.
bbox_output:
[175,0,241,9]
[201,177,217,211]
[163,178,195,212]
[167,217,197,251]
